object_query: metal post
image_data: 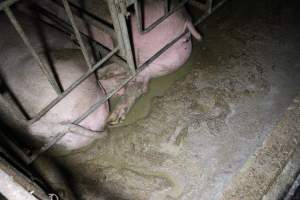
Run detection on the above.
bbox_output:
[62,0,92,69]
[4,7,62,95]
[164,0,170,14]
[134,0,143,33]
[206,0,213,13]
[107,0,136,74]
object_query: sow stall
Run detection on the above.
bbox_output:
[0,0,227,197]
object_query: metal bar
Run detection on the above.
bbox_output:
[134,0,143,33]
[194,0,228,25]
[4,7,62,95]
[33,4,128,69]
[0,0,20,11]
[107,0,136,74]
[26,0,230,159]
[188,0,207,10]
[136,0,190,34]
[206,0,213,13]
[107,0,126,57]
[28,28,189,162]
[62,0,92,69]
[0,157,49,200]
[75,29,189,125]
[58,0,117,42]
[164,0,170,14]
[29,47,119,124]
[0,130,31,164]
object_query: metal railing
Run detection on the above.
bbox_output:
[0,0,228,163]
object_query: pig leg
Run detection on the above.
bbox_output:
[108,79,149,125]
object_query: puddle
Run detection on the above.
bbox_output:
[110,41,202,126]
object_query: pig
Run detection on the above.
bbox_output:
[102,0,202,124]
[0,12,109,151]
[27,0,201,125]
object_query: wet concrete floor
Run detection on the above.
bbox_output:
[39,0,300,199]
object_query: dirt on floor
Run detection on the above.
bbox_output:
[37,0,300,199]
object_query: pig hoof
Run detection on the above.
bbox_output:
[108,108,127,125]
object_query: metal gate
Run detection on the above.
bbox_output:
[0,0,227,164]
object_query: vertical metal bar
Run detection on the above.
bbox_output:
[62,0,92,69]
[194,0,228,25]
[107,0,136,74]
[206,0,213,13]
[164,0,170,14]
[4,7,62,95]
[134,0,143,33]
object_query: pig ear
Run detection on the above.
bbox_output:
[186,22,202,41]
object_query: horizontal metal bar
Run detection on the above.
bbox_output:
[194,0,228,26]
[29,47,119,124]
[0,0,20,11]
[62,0,92,69]
[4,7,62,95]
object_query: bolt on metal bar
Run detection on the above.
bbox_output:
[4,7,62,95]
[62,0,92,69]
[29,47,119,124]
[0,0,20,11]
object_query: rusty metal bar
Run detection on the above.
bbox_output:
[29,47,119,124]
[0,0,20,11]
[62,0,92,69]
[4,7,62,95]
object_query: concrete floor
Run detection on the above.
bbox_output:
[47,0,300,199]
[0,0,299,199]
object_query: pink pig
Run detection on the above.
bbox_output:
[100,1,201,124]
